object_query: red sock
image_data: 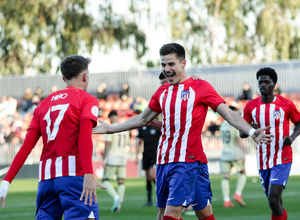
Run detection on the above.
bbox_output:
[283,208,287,220]
[202,214,216,220]
[163,216,178,220]
[271,214,284,220]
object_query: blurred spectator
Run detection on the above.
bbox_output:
[130,96,148,112]
[96,82,109,100]
[0,96,17,120]
[238,83,252,101]
[30,95,41,112]
[207,117,222,136]
[34,87,46,100]
[0,96,8,111]
[21,87,34,112]
[50,85,58,94]
[120,82,129,101]
[274,84,281,95]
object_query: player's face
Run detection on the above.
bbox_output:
[160,53,186,85]
[258,75,275,96]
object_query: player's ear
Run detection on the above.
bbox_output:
[82,72,87,82]
[62,76,67,83]
[181,59,186,69]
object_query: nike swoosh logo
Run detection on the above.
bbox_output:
[167,198,174,201]
[271,178,278,181]
[191,203,198,206]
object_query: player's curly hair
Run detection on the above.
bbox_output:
[60,55,91,80]
[159,43,185,62]
[256,67,278,84]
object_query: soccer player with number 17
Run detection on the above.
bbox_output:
[0,55,106,220]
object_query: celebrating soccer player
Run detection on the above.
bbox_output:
[93,43,272,220]
[0,55,106,220]
[241,67,300,220]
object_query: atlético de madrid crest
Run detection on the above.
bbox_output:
[273,110,281,120]
[181,90,190,101]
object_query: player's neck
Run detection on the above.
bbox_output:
[261,93,275,104]
[66,82,85,91]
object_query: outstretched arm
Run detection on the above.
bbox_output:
[216,103,272,145]
[93,107,159,134]
[240,123,259,138]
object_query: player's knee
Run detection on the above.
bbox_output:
[223,174,230,179]
[117,179,125,184]
[268,194,280,208]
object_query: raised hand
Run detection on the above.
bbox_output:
[252,126,273,145]
[92,120,110,134]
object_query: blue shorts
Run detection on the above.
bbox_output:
[259,163,291,195]
[156,161,201,208]
[36,176,99,220]
[192,163,213,210]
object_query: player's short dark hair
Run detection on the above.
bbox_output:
[159,72,165,80]
[159,43,185,62]
[228,105,238,111]
[256,67,278,84]
[108,110,118,118]
[60,55,91,80]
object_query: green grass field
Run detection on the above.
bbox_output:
[1,175,300,220]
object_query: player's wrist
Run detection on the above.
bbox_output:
[248,128,256,137]
[0,180,10,198]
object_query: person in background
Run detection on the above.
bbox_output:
[120,82,130,101]
[102,110,130,212]
[220,106,247,208]
[21,87,34,112]
[241,67,300,220]
[238,83,252,101]
[34,87,46,100]
[96,82,108,100]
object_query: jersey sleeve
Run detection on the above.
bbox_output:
[288,100,300,124]
[80,94,99,127]
[200,81,225,111]
[78,119,94,174]
[28,105,41,132]
[148,89,162,113]
[242,103,253,123]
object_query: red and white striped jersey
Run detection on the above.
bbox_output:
[148,77,224,164]
[29,87,99,181]
[242,95,300,170]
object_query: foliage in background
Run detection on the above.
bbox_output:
[0,0,147,75]
[165,0,300,65]
[1,0,300,75]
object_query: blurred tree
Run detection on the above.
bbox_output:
[254,0,300,62]
[162,0,300,65]
[0,0,147,75]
